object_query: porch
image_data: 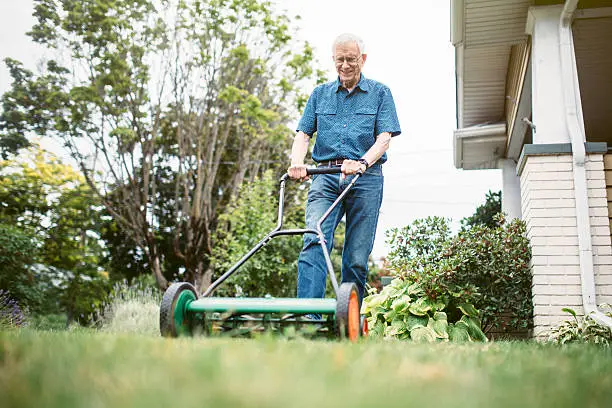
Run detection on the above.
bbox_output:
[451,0,612,335]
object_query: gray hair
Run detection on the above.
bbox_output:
[332,33,366,55]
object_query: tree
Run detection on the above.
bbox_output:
[1,0,323,291]
[0,146,108,319]
[0,146,104,272]
[461,190,501,229]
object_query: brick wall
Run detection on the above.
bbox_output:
[520,153,612,337]
[600,154,612,305]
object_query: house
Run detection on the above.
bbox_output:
[450,0,612,336]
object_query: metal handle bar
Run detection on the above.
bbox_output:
[204,166,359,297]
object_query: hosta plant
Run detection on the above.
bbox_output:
[362,276,487,342]
[547,305,612,346]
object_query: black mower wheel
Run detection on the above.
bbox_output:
[335,282,360,342]
[160,282,198,337]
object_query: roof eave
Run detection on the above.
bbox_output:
[453,123,508,170]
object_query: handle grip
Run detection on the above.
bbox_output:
[280,166,344,182]
[306,167,342,175]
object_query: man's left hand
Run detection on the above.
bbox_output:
[341,160,366,176]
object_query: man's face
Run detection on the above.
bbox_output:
[333,42,366,88]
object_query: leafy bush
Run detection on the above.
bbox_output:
[385,217,477,304]
[0,224,43,312]
[20,264,112,326]
[212,171,305,297]
[362,277,487,342]
[453,215,532,333]
[59,269,112,325]
[547,305,612,346]
[28,314,68,331]
[383,214,532,335]
[0,289,28,328]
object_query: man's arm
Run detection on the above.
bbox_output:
[287,131,311,179]
[341,132,392,175]
[362,132,392,167]
[344,84,400,174]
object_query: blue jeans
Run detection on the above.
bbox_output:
[297,165,384,304]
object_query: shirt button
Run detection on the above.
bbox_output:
[343,124,347,128]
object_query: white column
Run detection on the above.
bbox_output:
[526,5,569,144]
[500,159,522,220]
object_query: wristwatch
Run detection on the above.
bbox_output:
[357,158,369,170]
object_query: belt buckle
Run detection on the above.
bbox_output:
[319,158,344,167]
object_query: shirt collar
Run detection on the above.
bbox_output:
[335,73,369,93]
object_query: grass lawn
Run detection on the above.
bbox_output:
[1,329,611,408]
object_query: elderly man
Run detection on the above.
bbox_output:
[287,33,401,306]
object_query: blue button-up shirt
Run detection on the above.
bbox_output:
[297,74,401,164]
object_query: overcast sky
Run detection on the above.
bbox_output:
[0,0,502,259]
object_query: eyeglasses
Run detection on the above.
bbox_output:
[334,56,361,66]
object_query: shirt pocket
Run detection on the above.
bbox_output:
[315,105,337,133]
[353,106,377,135]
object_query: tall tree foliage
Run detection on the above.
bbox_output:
[0,146,104,271]
[0,0,322,290]
[461,190,502,229]
[0,146,107,317]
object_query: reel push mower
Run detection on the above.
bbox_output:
[160,167,368,341]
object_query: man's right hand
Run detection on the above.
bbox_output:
[288,164,309,181]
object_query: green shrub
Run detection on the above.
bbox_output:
[547,305,612,346]
[212,171,305,297]
[362,276,487,342]
[29,314,68,331]
[453,214,532,333]
[383,214,532,335]
[59,269,112,325]
[0,224,43,312]
[24,264,111,326]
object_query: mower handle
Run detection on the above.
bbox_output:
[280,166,344,182]
[306,167,343,175]
[207,166,360,297]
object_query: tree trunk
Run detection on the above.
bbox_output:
[196,266,214,294]
[148,243,168,290]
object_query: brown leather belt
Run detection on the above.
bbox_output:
[317,158,347,167]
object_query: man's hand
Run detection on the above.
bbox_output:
[341,159,367,177]
[288,164,309,181]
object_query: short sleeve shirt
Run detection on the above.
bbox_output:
[296,74,401,164]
